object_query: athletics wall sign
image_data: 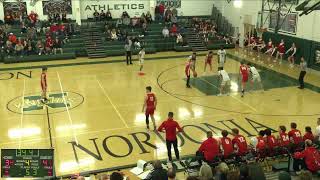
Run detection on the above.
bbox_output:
[80,0,149,19]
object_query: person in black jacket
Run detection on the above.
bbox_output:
[146,160,167,180]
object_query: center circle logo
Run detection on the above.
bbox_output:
[7,91,84,115]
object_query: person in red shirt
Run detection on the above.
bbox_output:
[197,131,220,162]
[8,33,17,44]
[41,67,48,102]
[288,122,303,145]
[256,130,266,153]
[45,36,53,54]
[220,130,234,159]
[303,126,314,142]
[158,3,165,19]
[231,128,248,156]
[278,126,290,147]
[265,128,278,156]
[204,51,213,72]
[293,140,320,173]
[158,112,183,162]
[170,24,177,36]
[239,61,249,97]
[274,39,285,62]
[28,11,38,24]
[142,86,157,130]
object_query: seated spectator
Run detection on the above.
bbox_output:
[220,130,234,159]
[27,27,36,40]
[25,40,33,56]
[176,33,183,44]
[146,160,168,180]
[288,122,303,149]
[50,23,59,34]
[110,29,118,41]
[172,8,178,17]
[140,13,147,25]
[131,16,139,27]
[105,29,111,41]
[53,38,63,54]
[116,18,123,27]
[21,22,27,34]
[146,11,152,23]
[171,15,178,24]
[116,29,124,41]
[231,128,248,156]
[162,26,169,38]
[106,10,112,20]
[122,11,130,19]
[15,41,24,57]
[165,7,172,21]
[100,10,106,20]
[199,161,213,180]
[93,10,99,21]
[8,33,17,45]
[294,139,320,173]
[122,16,130,26]
[215,162,229,180]
[61,11,67,22]
[142,22,147,36]
[4,12,13,25]
[45,36,53,54]
[28,11,38,25]
[54,13,61,22]
[303,126,314,141]
[36,39,44,55]
[170,24,178,36]
[5,40,14,56]
[197,131,219,162]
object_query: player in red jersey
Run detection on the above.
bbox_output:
[185,60,191,88]
[265,129,278,156]
[303,126,315,142]
[220,130,234,159]
[239,61,249,97]
[142,86,157,130]
[274,39,285,63]
[255,130,266,152]
[41,67,48,103]
[231,128,248,156]
[278,126,290,147]
[288,122,303,145]
[204,51,213,72]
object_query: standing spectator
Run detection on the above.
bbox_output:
[231,128,248,156]
[53,38,63,54]
[171,15,178,24]
[197,131,220,162]
[315,118,320,143]
[131,16,139,27]
[123,16,130,26]
[165,7,172,21]
[162,26,169,38]
[146,160,168,180]
[124,37,132,65]
[298,57,307,89]
[220,130,234,159]
[155,3,160,21]
[159,3,165,20]
[106,10,112,21]
[293,139,320,173]
[158,112,183,162]
[146,11,152,23]
[303,126,314,142]
[36,39,44,55]
[100,10,106,21]
[93,10,99,21]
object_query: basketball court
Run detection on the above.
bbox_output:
[0,49,319,178]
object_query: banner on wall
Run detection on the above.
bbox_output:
[80,0,149,19]
[42,0,72,15]
[3,2,27,17]
[156,0,181,8]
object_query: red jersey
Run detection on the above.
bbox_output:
[256,136,266,151]
[41,73,47,88]
[220,137,234,157]
[146,93,155,108]
[46,38,53,47]
[303,132,314,141]
[198,137,219,161]
[278,42,285,53]
[158,119,182,141]
[288,129,303,145]
[206,54,213,64]
[185,61,191,76]
[232,135,248,155]
[240,65,248,77]
[294,147,320,172]
[266,135,278,149]
[279,132,290,147]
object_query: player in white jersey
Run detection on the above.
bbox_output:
[217,46,226,70]
[247,63,264,90]
[138,47,145,72]
[217,69,230,96]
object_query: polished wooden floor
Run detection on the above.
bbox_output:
[0,49,319,178]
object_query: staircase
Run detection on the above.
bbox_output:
[82,26,107,58]
[185,28,208,51]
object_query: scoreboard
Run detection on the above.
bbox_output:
[1,149,54,178]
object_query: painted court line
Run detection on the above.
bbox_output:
[198,77,257,112]
[57,72,79,145]
[18,79,26,149]
[95,76,129,128]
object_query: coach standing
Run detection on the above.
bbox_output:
[158,112,183,162]
[125,37,132,65]
[298,57,307,89]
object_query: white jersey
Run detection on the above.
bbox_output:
[218,70,230,81]
[139,50,145,59]
[217,50,226,67]
[249,66,259,76]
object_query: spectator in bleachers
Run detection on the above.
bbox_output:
[8,33,17,44]
[54,13,61,22]
[288,122,303,146]
[27,27,36,40]
[140,13,147,25]
[303,126,314,142]
[162,26,169,38]
[220,130,234,159]
[28,11,38,25]
[170,24,177,36]
[122,11,130,19]
[116,29,124,41]
[53,37,63,55]
[176,33,183,45]
[100,10,106,21]
[199,161,213,180]
[171,15,178,24]
[62,11,67,23]
[142,22,147,36]
[106,10,112,21]
[146,160,168,180]
[4,12,14,25]
[110,29,118,41]
[5,39,13,56]
[131,16,139,27]
[172,8,178,17]
[315,118,320,143]
[45,36,53,54]
[25,40,33,56]
[215,162,229,180]
[197,131,220,163]
[231,128,248,156]
[15,40,24,57]
[21,22,27,34]
[36,39,44,55]
[122,16,130,26]
[146,11,152,23]
[165,7,172,20]
[93,10,100,21]
[158,3,165,21]
[294,139,320,173]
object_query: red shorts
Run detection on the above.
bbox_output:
[145,107,155,116]
[206,60,212,65]
[242,75,248,83]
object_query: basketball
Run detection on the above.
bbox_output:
[193,71,198,77]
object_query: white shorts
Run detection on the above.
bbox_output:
[252,75,261,82]
[139,58,144,65]
[221,80,230,86]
